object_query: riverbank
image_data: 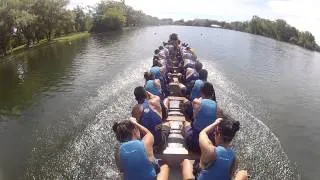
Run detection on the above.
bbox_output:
[173,17,320,52]
[4,32,90,58]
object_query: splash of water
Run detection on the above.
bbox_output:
[26,57,299,180]
[25,58,150,179]
[202,60,299,179]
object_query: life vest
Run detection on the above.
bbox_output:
[145,80,161,97]
[192,99,217,132]
[119,140,157,180]
[140,100,162,146]
[190,80,204,100]
[198,146,235,180]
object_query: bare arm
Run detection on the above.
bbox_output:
[130,118,155,161]
[150,97,163,119]
[114,146,122,171]
[147,91,159,100]
[154,79,161,90]
[192,98,201,119]
[234,170,249,180]
[131,105,142,123]
[186,68,193,79]
[217,106,223,118]
[160,66,166,75]
[231,158,239,177]
[199,118,223,165]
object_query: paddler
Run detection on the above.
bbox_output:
[190,69,208,101]
[181,118,247,180]
[144,71,162,98]
[151,61,168,97]
[158,46,166,59]
[183,58,196,69]
[184,82,217,152]
[131,86,170,152]
[186,47,197,61]
[184,62,203,95]
[113,118,170,180]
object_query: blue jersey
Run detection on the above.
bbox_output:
[190,80,204,100]
[198,146,235,180]
[119,140,156,180]
[193,99,217,131]
[140,100,162,146]
[145,80,161,97]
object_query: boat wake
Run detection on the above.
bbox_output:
[25,58,151,179]
[202,60,299,180]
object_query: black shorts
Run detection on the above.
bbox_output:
[184,126,201,153]
[154,124,170,153]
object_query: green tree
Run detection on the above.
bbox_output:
[73,6,87,32]
[0,0,18,54]
[32,0,69,40]
[91,1,126,32]
[298,31,317,50]
[14,0,37,46]
[56,10,75,36]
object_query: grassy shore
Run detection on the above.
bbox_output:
[54,32,90,42]
[9,32,90,56]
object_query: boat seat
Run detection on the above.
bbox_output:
[170,130,182,134]
[172,62,180,67]
[168,111,183,116]
[168,109,181,112]
[170,73,182,79]
[172,67,181,73]
[169,121,183,130]
[169,100,180,109]
[168,96,186,101]
[167,116,185,122]
[168,133,184,139]
[167,138,184,145]
[173,77,179,83]
[168,83,182,96]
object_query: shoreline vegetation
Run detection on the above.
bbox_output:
[1,0,319,58]
[172,17,320,52]
[9,32,90,55]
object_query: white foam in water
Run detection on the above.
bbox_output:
[27,57,299,180]
[26,58,151,179]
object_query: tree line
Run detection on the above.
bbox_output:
[0,0,173,56]
[90,0,169,33]
[1,0,318,56]
[0,0,93,56]
[173,17,320,52]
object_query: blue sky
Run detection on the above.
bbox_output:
[69,0,320,43]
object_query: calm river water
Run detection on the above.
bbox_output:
[1,26,320,180]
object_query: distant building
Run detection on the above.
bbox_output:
[210,24,221,28]
[160,18,174,25]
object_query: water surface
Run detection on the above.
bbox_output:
[1,26,320,179]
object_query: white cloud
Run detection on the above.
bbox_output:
[70,0,320,43]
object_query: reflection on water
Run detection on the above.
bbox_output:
[1,26,320,179]
[0,39,89,116]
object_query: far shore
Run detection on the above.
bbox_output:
[1,32,90,59]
